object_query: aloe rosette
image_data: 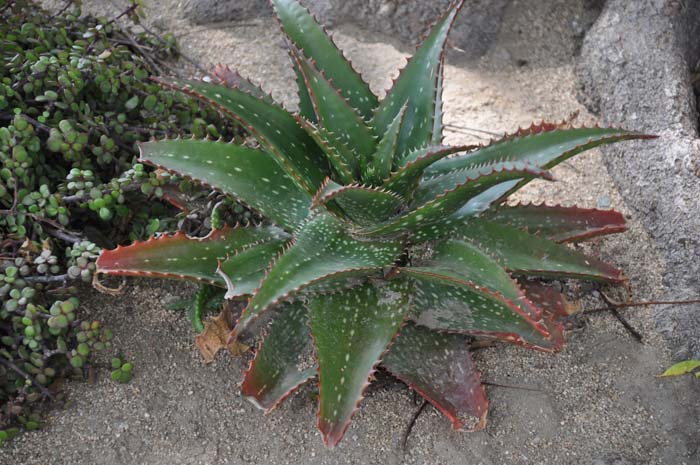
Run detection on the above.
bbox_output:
[96,0,653,447]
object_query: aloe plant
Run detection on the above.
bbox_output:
[96,0,653,447]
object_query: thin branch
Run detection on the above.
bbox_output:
[0,111,51,133]
[597,292,643,342]
[0,0,16,15]
[48,0,73,20]
[610,307,643,342]
[62,182,141,204]
[24,274,70,284]
[107,2,138,25]
[482,381,549,394]
[117,30,163,75]
[135,21,207,75]
[582,297,700,315]
[401,399,428,450]
[0,356,52,398]
[28,214,84,244]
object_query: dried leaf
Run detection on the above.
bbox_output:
[196,309,249,363]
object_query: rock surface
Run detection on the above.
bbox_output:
[183,0,603,62]
[577,0,700,359]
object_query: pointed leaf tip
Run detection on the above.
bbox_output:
[310,281,411,447]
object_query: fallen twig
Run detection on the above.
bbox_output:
[0,356,52,399]
[401,399,428,450]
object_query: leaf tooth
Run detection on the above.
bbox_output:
[292,46,373,122]
[310,176,334,208]
[383,144,474,183]
[315,182,404,207]
[209,63,277,103]
[295,116,356,183]
[430,52,447,145]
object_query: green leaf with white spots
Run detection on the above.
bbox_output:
[365,104,408,184]
[292,48,376,174]
[296,117,357,185]
[457,218,625,282]
[233,213,403,337]
[401,239,556,351]
[271,0,378,120]
[218,241,288,299]
[425,126,655,178]
[382,324,489,431]
[286,49,317,123]
[359,163,552,238]
[241,302,316,412]
[431,56,446,145]
[382,145,471,198]
[372,1,464,157]
[153,77,329,194]
[139,138,311,231]
[309,281,411,447]
[97,226,289,285]
[312,182,404,226]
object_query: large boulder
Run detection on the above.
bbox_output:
[577,0,700,358]
[181,0,509,59]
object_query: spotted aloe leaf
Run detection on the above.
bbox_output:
[518,280,570,318]
[295,118,356,184]
[382,144,472,198]
[271,0,377,120]
[518,280,567,351]
[218,241,288,299]
[309,281,411,447]
[425,125,656,178]
[233,213,403,337]
[400,239,556,350]
[291,47,376,174]
[487,203,628,243]
[154,77,328,194]
[97,226,288,285]
[431,55,446,145]
[241,302,315,412]
[373,0,464,157]
[458,218,624,282]
[382,323,489,431]
[360,163,552,238]
[364,104,408,185]
[139,138,311,231]
[312,180,403,226]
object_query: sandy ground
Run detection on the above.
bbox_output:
[3,1,699,464]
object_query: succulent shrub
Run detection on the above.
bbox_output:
[0,1,243,442]
[96,0,653,447]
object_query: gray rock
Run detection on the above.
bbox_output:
[181,0,509,59]
[589,455,630,465]
[577,0,700,358]
[181,0,271,23]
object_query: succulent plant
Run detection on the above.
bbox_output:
[96,0,653,447]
